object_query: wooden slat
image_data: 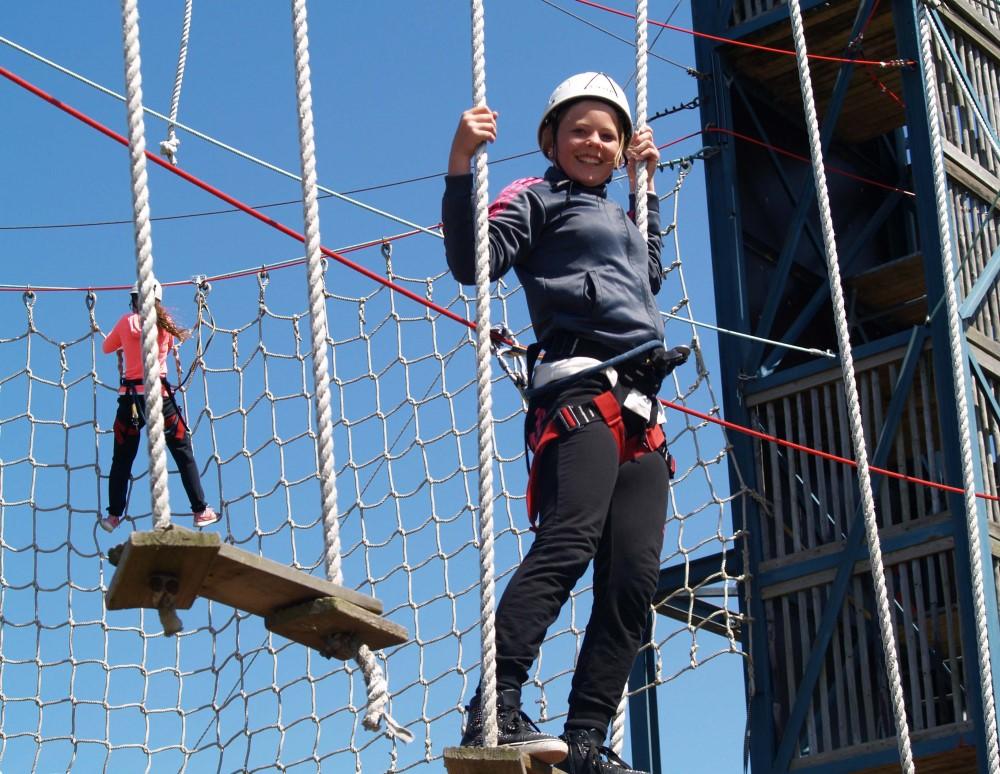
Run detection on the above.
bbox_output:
[266,596,407,653]
[106,528,221,610]
[848,253,927,327]
[855,744,978,773]
[105,527,406,655]
[198,540,382,615]
[443,747,553,774]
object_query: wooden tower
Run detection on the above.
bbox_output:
[687,0,1000,771]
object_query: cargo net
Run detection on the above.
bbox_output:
[0,168,747,772]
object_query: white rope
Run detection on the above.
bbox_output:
[917,4,1000,769]
[288,0,409,742]
[787,1,914,770]
[632,0,649,243]
[609,1,650,757]
[0,36,441,240]
[121,0,171,531]
[469,0,499,749]
[159,0,192,165]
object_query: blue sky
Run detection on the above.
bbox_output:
[0,2,745,772]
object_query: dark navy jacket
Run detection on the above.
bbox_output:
[442,166,664,353]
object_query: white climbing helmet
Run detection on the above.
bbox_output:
[537,72,633,155]
[130,278,164,303]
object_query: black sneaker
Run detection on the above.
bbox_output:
[460,688,568,764]
[555,729,647,773]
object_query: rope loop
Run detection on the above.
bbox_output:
[85,291,96,310]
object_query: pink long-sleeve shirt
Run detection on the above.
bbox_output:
[103,312,173,394]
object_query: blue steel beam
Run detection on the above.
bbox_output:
[692,1,775,769]
[771,325,928,772]
[760,191,905,374]
[747,0,879,373]
[758,511,950,589]
[726,0,832,38]
[627,612,662,774]
[732,77,831,272]
[656,549,743,595]
[893,3,1000,770]
[748,329,915,399]
[960,244,1000,322]
[970,352,1000,429]
[787,728,975,773]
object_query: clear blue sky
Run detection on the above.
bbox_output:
[0,2,745,772]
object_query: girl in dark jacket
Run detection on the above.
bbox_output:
[443,72,672,774]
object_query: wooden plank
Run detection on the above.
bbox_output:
[106,528,221,611]
[198,541,382,616]
[442,746,553,774]
[848,252,927,327]
[265,596,407,654]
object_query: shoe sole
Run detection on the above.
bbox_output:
[99,521,117,533]
[194,516,220,528]
[503,739,569,765]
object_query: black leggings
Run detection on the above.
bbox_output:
[108,394,207,517]
[495,416,669,737]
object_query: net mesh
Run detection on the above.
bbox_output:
[0,166,747,772]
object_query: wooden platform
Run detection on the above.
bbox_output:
[106,526,408,653]
[848,251,928,327]
[727,0,906,144]
[443,746,554,774]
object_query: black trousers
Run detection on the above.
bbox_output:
[108,394,207,517]
[495,414,669,737]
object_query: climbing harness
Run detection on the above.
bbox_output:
[520,333,689,530]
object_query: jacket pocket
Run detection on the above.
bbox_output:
[583,270,602,312]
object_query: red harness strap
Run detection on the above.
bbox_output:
[525,390,666,531]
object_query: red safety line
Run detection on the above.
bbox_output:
[4,64,994,504]
[662,399,1000,503]
[0,65,476,333]
[704,127,915,196]
[574,0,915,68]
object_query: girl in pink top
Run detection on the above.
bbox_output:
[100,280,219,532]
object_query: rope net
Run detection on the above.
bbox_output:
[0,166,747,772]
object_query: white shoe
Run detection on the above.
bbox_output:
[193,506,219,528]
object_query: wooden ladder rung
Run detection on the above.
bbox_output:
[105,526,407,652]
[442,746,554,774]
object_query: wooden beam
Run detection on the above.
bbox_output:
[442,747,554,774]
[266,596,407,653]
[106,528,221,610]
[199,540,382,615]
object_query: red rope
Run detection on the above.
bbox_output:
[703,127,914,196]
[662,399,1000,503]
[3,64,994,504]
[573,0,914,68]
[0,65,476,333]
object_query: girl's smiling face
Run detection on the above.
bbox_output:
[552,99,624,187]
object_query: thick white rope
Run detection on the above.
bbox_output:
[787,1,914,770]
[469,0,499,749]
[917,4,1000,769]
[121,0,171,531]
[159,0,192,165]
[288,0,409,742]
[610,0,650,757]
[632,0,649,242]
